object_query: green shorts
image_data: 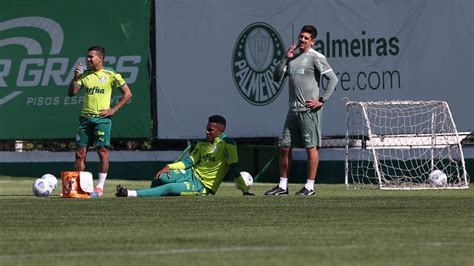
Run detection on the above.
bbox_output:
[279,109,322,148]
[76,116,112,147]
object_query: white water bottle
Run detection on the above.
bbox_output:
[78,64,87,74]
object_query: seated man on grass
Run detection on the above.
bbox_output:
[115,115,254,197]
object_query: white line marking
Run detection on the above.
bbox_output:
[0,246,288,260]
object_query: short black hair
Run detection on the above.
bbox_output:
[208,115,226,127]
[301,25,318,39]
[88,46,105,59]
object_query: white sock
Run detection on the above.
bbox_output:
[96,172,107,190]
[128,190,137,197]
[305,179,315,191]
[279,177,288,190]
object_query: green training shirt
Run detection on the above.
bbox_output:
[189,133,239,194]
[75,68,126,116]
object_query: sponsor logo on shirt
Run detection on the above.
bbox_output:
[87,86,105,95]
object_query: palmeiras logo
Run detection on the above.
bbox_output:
[231,22,285,106]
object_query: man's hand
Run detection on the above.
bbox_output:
[155,165,171,179]
[68,64,85,97]
[286,43,297,59]
[74,64,85,80]
[242,191,255,196]
[99,108,116,118]
[305,99,323,109]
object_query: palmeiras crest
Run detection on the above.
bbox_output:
[231,22,285,106]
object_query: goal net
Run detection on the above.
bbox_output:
[345,100,469,190]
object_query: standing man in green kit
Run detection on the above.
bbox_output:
[68,45,132,197]
[265,25,338,196]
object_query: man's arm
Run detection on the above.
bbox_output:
[155,156,194,179]
[313,55,339,102]
[273,57,288,83]
[67,65,83,97]
[113,84,132,112]
[320,70,338,101]
[273,44,296,83]
[223,138,255,196]
[306,70,338,109]
[100,84,132,117]
[67,79,81,97]
[230,164,254,195]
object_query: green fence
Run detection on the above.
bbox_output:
[0,0,151,139]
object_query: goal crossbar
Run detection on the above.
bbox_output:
[347,133,464,149]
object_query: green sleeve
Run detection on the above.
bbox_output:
[230,163,249,193]
[168,157,194,170]
[112,71,126,88]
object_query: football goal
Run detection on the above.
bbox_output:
[345,100,469,190]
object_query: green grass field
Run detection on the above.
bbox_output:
[0,176,473,266]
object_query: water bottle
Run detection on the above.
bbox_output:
[78,64,87,74]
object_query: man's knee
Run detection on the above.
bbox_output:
[280,146,291,156]
[96,147,109,158]
[150,178,162,188]
[75,148,87,161]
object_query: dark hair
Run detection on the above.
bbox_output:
[88,46,105,59]
[208,115,226,127]
[301,25,318,39]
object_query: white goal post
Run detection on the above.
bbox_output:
[345,100,469,190]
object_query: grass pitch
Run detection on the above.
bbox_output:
[0,176,473,266]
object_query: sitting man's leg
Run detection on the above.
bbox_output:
[116,169,205,197]
[137,181,199,197]
[149,169,183,188]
